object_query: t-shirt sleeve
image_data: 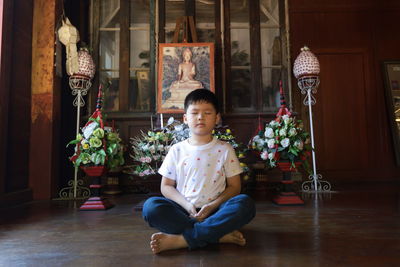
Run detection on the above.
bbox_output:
[224,144,243,178]
[158,144,177,180]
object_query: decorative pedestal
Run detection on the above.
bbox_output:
[273,162,304,206]
[79,166,114,211]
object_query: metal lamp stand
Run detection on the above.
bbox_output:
[57,75,91,200]
[298,76,331,192]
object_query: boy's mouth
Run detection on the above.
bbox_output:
[195,123,205,127]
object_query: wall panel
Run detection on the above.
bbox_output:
[289,0,400,181]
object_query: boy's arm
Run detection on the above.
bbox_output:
[194,174,241,222]
[160,176,197,216]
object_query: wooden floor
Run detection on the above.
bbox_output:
[1,182,400,267]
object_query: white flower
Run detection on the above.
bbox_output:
[294,140,304,150]
[288,128,297,137]
[82,122,98,139]
[158,144,164,151]
[149,145,156,153]
[268,152,275,160]
[252,136,265,149]
[269,120,279,128]
[280,138,290,148]
[282,115,291,125]
[261,151,269,160]
[264,127,274,138]
[267,139,275,149]
[279,128,287,137]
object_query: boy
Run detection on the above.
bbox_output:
[142,89,256,254]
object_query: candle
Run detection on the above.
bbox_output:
[160,113,164,128]
[150,115,153,130]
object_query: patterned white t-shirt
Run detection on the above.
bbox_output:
[158,137,242,208]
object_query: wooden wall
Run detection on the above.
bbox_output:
[289,0,400,181]
[0,0,34,206]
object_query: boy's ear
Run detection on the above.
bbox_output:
[183,113,188,124]
[215,113,221,126]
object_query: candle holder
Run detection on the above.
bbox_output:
[293,47,331,192]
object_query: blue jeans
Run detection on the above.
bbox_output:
[142,194,256,249]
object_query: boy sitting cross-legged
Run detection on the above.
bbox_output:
[142,89,256,254]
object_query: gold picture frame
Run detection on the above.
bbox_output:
[157,43,215,113]
[382,61,400,166]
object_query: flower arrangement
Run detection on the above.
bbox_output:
[128,117,249,178]
[212,127,250,177]
[68,117,125,170]
[251,114,311,170]
[129,130,175,177]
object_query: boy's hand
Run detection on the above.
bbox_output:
[194,203,217,222]
[184,202,197,217]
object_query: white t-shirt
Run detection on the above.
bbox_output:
[158,137,243,208]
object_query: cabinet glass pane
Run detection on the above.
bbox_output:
[129,70,150,112]
[230,1,252,111]
[231,68,252,111]
[196,0,215,42]
[100,0,120,28]
[165,1,184,26]
[130,0,149,25]
[99,31,119,70]
[260,0,280,28]
[101,71,120,112]
[261,28,281,111]
[130,30,150,69]
[261,68,280,111]
[260,28,281,67]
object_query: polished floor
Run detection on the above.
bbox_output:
[1,183,400,267]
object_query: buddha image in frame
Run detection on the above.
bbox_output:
[159,44,214,112]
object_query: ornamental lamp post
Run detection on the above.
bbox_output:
[293,46,331,192]
[57,18,96,200]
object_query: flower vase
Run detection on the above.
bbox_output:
[81,165,107,177]
[79,166,114,210]
[276,161,302,172]
[273,161,304,205]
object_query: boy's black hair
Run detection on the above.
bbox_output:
[184,89,219,114]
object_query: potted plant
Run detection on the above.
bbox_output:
[68,117,124,176]
[250,114,311,172]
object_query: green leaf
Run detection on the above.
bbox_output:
[98,149,106,156]
[67,139,80,147]
[75,157,82,167]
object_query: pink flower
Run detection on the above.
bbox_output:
[261,151,269,160]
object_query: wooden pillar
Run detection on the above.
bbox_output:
[0,0,14,197]
[30,0,61,199]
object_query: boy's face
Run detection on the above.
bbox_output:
[183,101,220,138]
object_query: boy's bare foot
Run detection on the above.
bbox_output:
[219,230,246,246]
[150,232,188,254]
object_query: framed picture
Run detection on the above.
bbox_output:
[157,43,215,113]
[382,61,400,166]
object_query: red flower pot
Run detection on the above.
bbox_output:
[277,161,301,172]
[81,165,107,176]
